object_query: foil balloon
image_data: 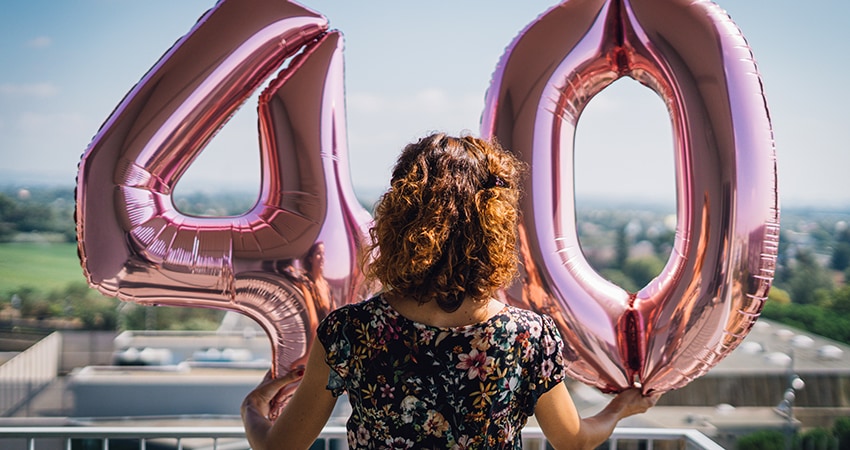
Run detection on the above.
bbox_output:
[482,0,778,393]
[75,0,374,399]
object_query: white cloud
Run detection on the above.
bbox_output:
[26,36,52,48]
[347,92,386,113]
[17,111,90,134]
[0,82,59,98]
[413,88,451,112]
[348,88,481,120]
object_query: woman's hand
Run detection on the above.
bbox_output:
[241,368,305,422]
[608,388,661,419]
[240,345,337,450]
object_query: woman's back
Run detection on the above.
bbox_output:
[318,295,565,449]
[241,134,659,450]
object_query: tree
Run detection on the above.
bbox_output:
[0,190,75,241]
[832,243,850,272]
[837,227,850,245]
[834,417,850,450]
[0,193,20,242]
[622,256,665,289]
[120,303,223,331]
[736,430,785,450]
[769,286,792,305]
[600,268,639,293]
[832,223,850,271]
[786,249,834,305]
[7,286,48,317]
[614,225,628,270]
[761,300,850,346]
[795,427,838,450]
[832,286,850,316]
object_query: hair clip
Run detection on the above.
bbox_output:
[485,174,506,188]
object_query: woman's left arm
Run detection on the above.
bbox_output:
[241,344,338,450]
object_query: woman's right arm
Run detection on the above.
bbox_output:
[534,383,660,450]
[241,344,338,450]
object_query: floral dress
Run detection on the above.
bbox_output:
[317,295,566,449]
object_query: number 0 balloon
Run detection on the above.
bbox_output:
[75,0,373,390]
[482,0,778,393]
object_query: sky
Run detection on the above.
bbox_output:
[1,1,848,209]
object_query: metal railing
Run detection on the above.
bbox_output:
[0,425,725,450]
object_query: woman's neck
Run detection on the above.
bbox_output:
[383,292,505,328]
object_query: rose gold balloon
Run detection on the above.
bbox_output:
[75,0,373,384]
[482,0,778,393]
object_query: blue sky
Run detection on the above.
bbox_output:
[1,1,848,208]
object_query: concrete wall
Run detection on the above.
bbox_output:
[59,331,116,373]
[658,372,850,408]
[68,367,261,417]
[0,332,60,415]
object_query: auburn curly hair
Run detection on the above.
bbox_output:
[364,133,526,312]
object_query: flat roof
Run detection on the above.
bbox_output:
[706,319,850,375]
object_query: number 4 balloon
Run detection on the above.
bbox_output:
[75,0,373,382]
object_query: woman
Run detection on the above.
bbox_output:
[242,133,660,449]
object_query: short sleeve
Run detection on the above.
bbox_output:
[524,314,567,413]
[316,306,351,397]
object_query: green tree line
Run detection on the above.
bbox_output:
[737,416,850,449]
[3,281,224,332]
[1,186,848,339]
[0,189,75,242]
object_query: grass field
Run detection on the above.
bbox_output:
[0,242,87,293]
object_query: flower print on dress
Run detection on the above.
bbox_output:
[399,395,421,423]
[355,426,371,446]
[423,409,450,437]
[317,295,566,449]
[384,436,414,449]
[456,348,495,381]
[450,434,472,450]
[541,359,556,380]
[527,319,542,339]
[542,333,558,356]
[419,327,436,344]
[468,325,496,351]
[380,384,396,399]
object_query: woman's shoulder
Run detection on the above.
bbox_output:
[323,295,384,322]
[501,304,544,322]
[501,305,560,334]
[317,296,384,347]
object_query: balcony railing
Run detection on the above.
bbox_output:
[0,425,724,450]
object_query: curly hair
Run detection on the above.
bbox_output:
[364,133,526,312]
